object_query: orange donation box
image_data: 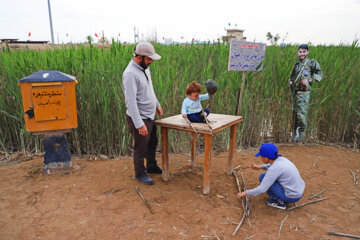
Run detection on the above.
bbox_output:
[18,70,78,133]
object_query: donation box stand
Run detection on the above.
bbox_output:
[18,70,78,174]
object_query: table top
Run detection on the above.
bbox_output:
[155,113,243,134]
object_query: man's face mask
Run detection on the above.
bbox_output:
[298,49,308,60]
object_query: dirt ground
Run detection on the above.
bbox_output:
[0,144,359,240]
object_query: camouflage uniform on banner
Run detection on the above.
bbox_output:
[289,44,323,141]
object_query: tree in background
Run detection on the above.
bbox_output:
[86,35,94,44]
[266,32,280,45]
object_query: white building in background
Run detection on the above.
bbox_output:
[164,38,173,45]
[222,28,246,43]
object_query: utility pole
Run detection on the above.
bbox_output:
[47,0,55,43]
[134,26,139,43]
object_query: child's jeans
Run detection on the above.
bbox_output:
[259,173,302,203]
[187,109,210,123]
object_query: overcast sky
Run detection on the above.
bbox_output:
[1,0,359,45]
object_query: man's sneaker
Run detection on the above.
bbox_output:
[135,174,154,185]
[146,165,162,174]
[266,199,286,210]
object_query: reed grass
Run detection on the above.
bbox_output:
[0,41,359,155]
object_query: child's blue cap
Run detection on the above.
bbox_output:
[255,143,282,159]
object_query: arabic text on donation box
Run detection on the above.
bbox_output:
[32,88,67,121]
[228,41,266,72]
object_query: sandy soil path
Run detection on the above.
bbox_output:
[0,145,359,240]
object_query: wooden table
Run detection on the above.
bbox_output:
[155,114,243,194]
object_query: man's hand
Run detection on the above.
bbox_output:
[156,106,163,116]
[138,125,148,136]
[237,191,247,199]
[182,114,187,119]
[251,163,261,170]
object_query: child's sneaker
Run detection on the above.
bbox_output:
[265,199,286,210]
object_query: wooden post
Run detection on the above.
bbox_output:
[227,124,237,175]
[203,134,212,194]
[161,127,169,181]
[236,71,246,116]
[191,132,196,167]
[234,88,241,115]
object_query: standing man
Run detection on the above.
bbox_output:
[289,44,323,141]
[122,42,163,185]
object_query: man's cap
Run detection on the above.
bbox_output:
[255,143,282,159]
[134,42,161,60]
[298,44,309,50]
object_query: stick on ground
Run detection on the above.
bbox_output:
[277,215,288,240]
[233,171,241,192]
[234,164,242,170]
[312,158,319,168]
[308,189,327,200]
[246,234,256,240]
[233,172,247,213]
[232,212,246,236]
[302,215,321,229]
[240,172,251,216]
[180,215,189,223]
[354,193,360,199]
[212,231,221,240]
[135,186,155,214]
[328,232,360,239]
[232,171,250,236]
[287,197,329,211]
[349,169,358,185]
[247,218,252,229]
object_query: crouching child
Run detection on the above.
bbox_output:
[237,143,305,210]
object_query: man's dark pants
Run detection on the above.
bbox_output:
[126,115,158,177]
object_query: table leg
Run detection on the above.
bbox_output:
[227,124,237,175]
[191,132,196,167]
[161,127,169,181]
[203,134,212,194]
